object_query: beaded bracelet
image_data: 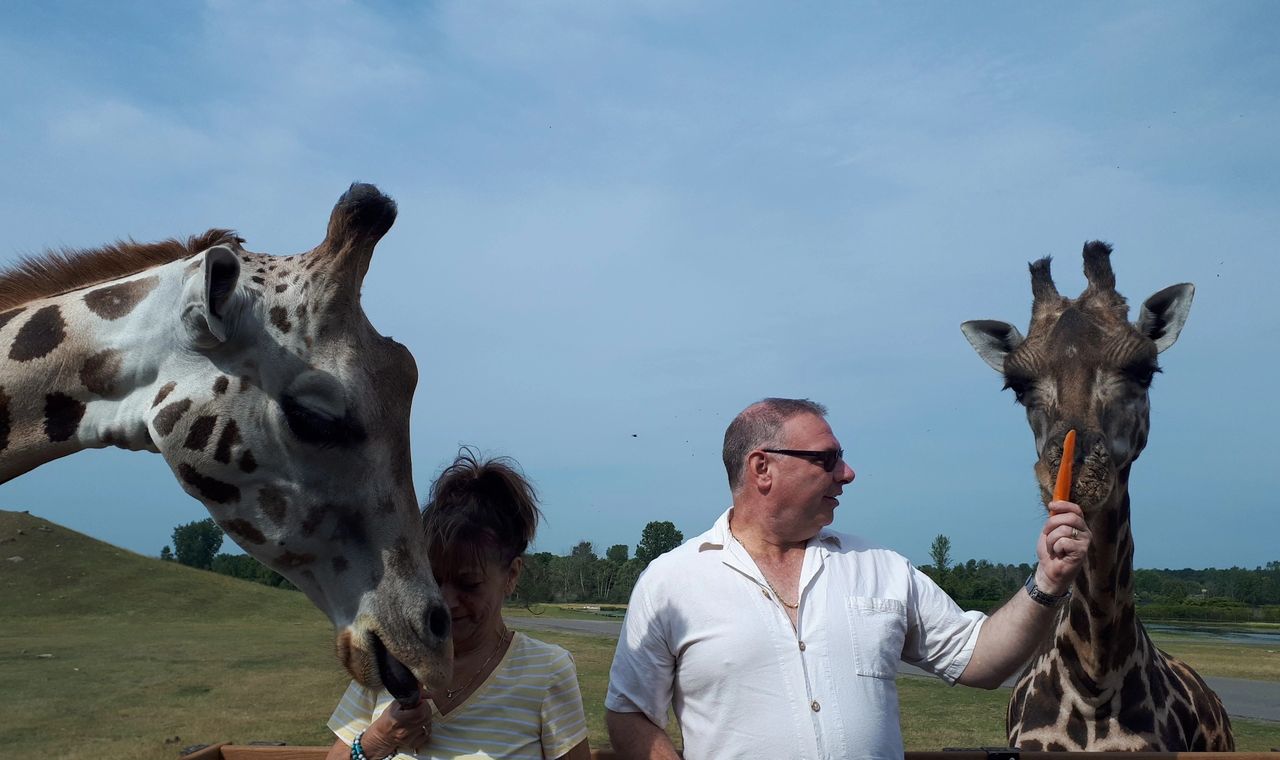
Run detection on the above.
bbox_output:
[351,729,370,760]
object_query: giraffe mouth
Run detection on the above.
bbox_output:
[371,631,421,706]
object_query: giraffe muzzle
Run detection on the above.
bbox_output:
[371,630,422,706]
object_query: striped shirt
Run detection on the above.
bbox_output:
[329,631,589,760]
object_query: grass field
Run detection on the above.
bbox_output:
[2,510,1278,758]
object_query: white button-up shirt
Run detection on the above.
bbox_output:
[606,508,986,760]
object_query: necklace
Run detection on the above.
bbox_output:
[443,629,510,701]
[728,523,800,610]
[763,577,800,609]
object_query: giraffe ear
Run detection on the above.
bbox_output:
[1135,283,1194,353]
[961,320,1024,373]
[203,245,242,342]
[184,245,242,345]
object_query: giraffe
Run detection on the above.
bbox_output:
[960,241,1233,751]
[0,183,449,703]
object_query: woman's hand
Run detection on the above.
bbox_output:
[361,696,433,758]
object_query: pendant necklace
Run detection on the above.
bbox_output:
[728,524,800,610]
[444,628,510,701]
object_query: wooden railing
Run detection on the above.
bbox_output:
[182,744,1280,759]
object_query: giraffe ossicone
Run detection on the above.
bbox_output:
[0,183,451,702]
[961,241,1232,750]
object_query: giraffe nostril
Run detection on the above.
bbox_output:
[426,603,450,641]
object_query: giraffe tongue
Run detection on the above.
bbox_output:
[371,632,421,707]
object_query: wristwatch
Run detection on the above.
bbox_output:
[1024,573,1071,607]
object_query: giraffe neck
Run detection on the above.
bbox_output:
[1055,465,1145,690]
[0,264,189,481]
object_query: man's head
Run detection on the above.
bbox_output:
[723,398,828,490]
[723,398,855,540]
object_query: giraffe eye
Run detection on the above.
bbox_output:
[281,395,365,448]
[1003,374,1034,405]
[1122,362,1161,389]
[281,396,339,444]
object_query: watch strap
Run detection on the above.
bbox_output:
[1024,573,1071,607]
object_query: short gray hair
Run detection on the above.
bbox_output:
[722,398,828,491]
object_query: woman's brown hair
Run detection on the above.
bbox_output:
[422,447,543,571]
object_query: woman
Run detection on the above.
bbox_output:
[327,449,591,760]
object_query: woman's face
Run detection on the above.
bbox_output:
[437,549,521,653]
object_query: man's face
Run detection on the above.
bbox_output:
[768,413,856,538]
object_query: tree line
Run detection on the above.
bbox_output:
[160,522,1280,615]
[160,518,686,602]
[512,519,684,605]
[922,534,1280,617]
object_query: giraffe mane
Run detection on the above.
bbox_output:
[0,229,240,312]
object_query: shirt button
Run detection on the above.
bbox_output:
[761,588,770,600]
[811,700,821,712]
[798,641,807,651]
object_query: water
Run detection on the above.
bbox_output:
[1145,622,1280,646]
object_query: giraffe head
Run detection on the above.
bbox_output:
[960,242,1194,512]
[147,184,449,700]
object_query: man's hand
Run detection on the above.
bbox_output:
[957,500,1091,689]
[1035,500,1090,595]
[362,696,433,757]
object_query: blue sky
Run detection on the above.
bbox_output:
[1,1,1276,571]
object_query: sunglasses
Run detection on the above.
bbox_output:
[763,448,845,472]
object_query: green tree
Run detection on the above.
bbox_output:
[636,521,684,566]
[929,534,952,573]
[159,545,174,562]
[172,518,224,570]
[210,553,295,589]
[567,540,598,601]
[611,558,646,603]
[606,544,629,563]
[514,552,558,604]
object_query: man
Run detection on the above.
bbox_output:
[605,398,1089,759]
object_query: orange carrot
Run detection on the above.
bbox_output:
[1053,429,1076,502]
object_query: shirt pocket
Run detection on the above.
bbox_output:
[845,596,908,679]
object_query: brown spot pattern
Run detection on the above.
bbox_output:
[277,550,317,569]
[221,519,266,545]
[212,376,229,394]
[269,306,291,333]
[238,449,257,472]
[44,392,86,442]
[178,463,240,504]
[154,398,192,436]
[214,419,240,464]
[152,381,177,408]
[258,486,288,524]
[10,305,66,361]
[300,505,325,537]
[101,427,130,449]
[83,275,159,320]
[79,349,123,396]
[274,283,288,293]
[184,415,217,450]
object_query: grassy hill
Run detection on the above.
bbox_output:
[0,509,348,760]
